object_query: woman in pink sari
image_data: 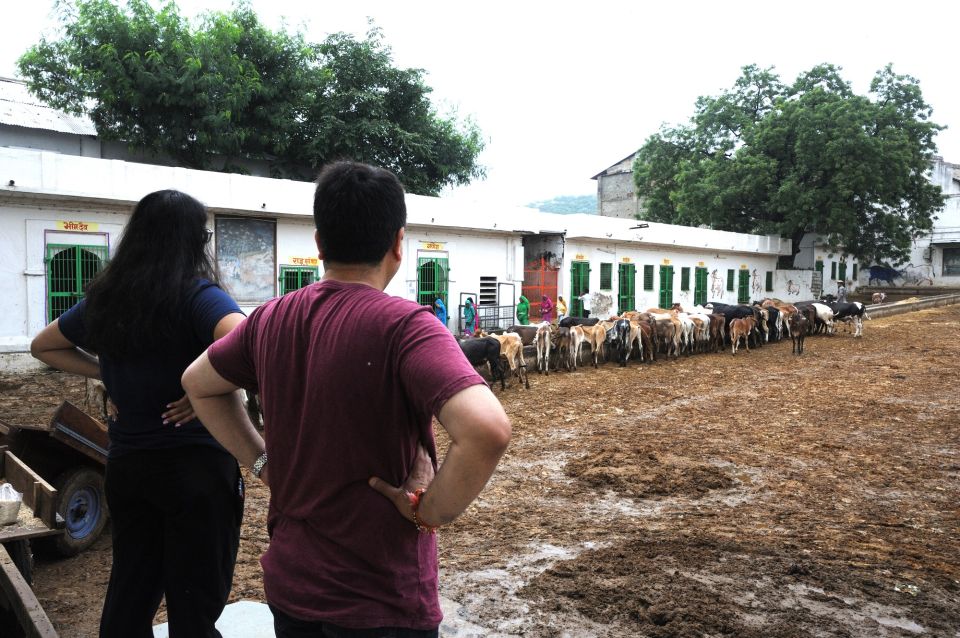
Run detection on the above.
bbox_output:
[540,295,554,324]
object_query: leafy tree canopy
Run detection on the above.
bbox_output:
[633,64,945,265]
[17,0,485,195]
[529,194,597,214]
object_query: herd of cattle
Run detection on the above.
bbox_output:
[457,297,870,390]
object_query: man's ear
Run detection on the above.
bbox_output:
[315,229,324,260]
[393,227,405,261]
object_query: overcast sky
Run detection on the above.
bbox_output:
[2,1,959,208]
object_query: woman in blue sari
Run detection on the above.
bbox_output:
[434,298,448,327]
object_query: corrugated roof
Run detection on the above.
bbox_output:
[0,77,97,136]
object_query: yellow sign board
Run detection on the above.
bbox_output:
[575,254,586,261]
[698,261,705,267]
[662,258,671,265]
[290,257,319,266]
[57,221,99,232]
[621,257,631,263]
[420,241,445,251]
[741,264,748,269]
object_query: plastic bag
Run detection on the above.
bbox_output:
[0,483,21,502]
[0,483,23,525]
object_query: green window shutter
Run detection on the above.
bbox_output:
[658,265,674,308]
[570,261,590,316]
[680,267,690,291]
[727,269,735,291]
[737,269,750,304]
[417,257,449,307]
[765,271,773,292]
[600,263,612,290]
[838,262,847,281]
[694,267,708,305]
[830,262,837,279]
[852,263,858,280]
[45,244,109,322]
[815,259,824,274]
[643,265,654,291]
[279,266,319,295]
[618,263,636,312]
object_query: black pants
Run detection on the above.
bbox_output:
[100,446,243,638]
[270,605,439,638]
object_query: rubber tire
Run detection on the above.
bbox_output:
[50,467,109,558]
[2,539,33,584]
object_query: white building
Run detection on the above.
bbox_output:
[0,148,807,369]
[858,157,960,288]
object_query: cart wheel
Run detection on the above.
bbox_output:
[50,467,108,557]
[1,539,33,584]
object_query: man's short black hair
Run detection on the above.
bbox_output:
[313,161,407,265]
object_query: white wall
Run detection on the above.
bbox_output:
[0,202,126,353]
[390,229,522,331]
[560,239,784,316]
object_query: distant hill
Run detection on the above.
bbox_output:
[528,194,597,214]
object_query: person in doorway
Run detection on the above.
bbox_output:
[578,291,592,318]
[556,295,568,323]
[434,298,448,327]
[181,161,511,637]
[30,190,246,638]
[540,295,554,324]
[463,296,478,336]
[837,281,847,303]
[516,295,530,325]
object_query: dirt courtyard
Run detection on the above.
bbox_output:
[6,305,960,637]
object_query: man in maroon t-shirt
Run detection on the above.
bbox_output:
[183,162,511,636]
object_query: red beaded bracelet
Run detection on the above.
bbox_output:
[406,488,438,534]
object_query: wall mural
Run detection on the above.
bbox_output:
[786,279,801,296]
[592,292,614,318]
[710,269,724,299]
[215,217,277,302]
[749,269,761,298]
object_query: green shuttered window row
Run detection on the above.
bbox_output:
[680,266,690,291]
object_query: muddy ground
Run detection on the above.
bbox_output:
[3,305,959,637]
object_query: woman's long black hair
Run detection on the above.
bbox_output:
[82,190,220,358]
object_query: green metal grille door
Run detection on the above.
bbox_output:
[658,265,674,309]
[694,267,708,305]
[417,257,448,306]
[46,244,109,322]
[279,266,318,294]
[738,269,750,303]
[618,263,636,313]
[570,261,590,316]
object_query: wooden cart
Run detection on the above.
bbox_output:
[0,400,111,638]
[0,449,60,637]
[0,401,109,558]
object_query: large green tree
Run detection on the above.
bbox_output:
[17,0,484,195]
[633,64,945,265]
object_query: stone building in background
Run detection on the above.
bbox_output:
[592,151,641,219]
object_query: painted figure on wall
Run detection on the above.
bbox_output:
[751,269,763,297]
[710,269,724,299]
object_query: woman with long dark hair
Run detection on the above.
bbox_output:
[31,190,246,637]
